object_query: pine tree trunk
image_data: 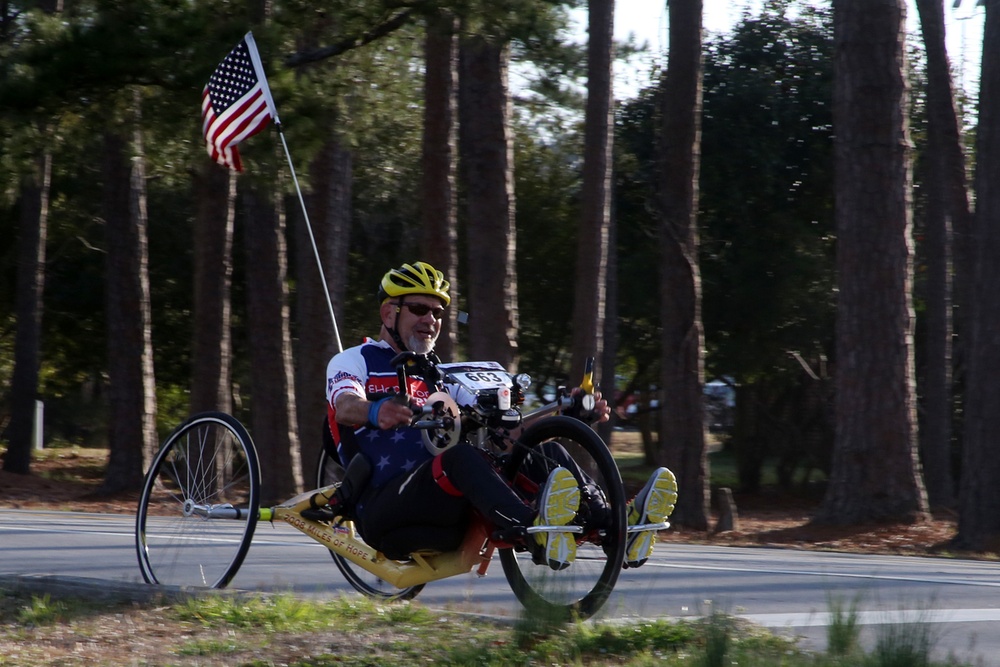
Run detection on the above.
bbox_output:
[191,164,235,415]
[817,0,928,524]
[296,131,350,482]
[570,0,614,384]
[957,0,1000,550]
[657,0,709,530]
[598,200,619,446]
[242,182,303,503]
[422,11,460,361]
[100,117,158,495]
[459,34,518,369]
[2,151,50,474]
[917,0,968,507]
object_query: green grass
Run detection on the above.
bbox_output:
[3,592,115,627]
[612,438,825,495]
[14,594,72,627]
[0,588,976,666]
[826,592,864,658]
[614,441,750,491]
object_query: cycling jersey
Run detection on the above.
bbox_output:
[325,338,435,491]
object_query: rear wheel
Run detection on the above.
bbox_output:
[499,416,626,620]
[135,412,260,588]
[316,448,424,601]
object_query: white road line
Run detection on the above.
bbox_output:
[0,525,133,538]
[0,523,319,549]
[645,560,1000,589]
[741,608,1000,628]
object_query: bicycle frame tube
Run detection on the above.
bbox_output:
[260,486,497,589]
[520,401,563,426]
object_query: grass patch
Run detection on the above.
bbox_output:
[175,637,242,657]
[612,437,827,497]
[15,594,72,627]
[868,607,941,667]
[29,447,108,482]
[826,592,863,657]
[571,619,698,655]
[0,588,978,666]
[0,591,116,627]
[174,593,332,631]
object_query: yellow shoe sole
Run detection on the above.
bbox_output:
[534,467,581,570]
[625,468,678,567]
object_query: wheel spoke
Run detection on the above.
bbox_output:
[500,416,626,620]
[136,413,260,589]
[315,448,424,602]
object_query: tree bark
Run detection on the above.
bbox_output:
[817,0,928,524]
[957,0,1000,550]
[570,0,614,384]
[598,197,619,446]
[242,181,304,502]
[657,0,709,530]
[422,10,460,361]
[2,150,50,474]
[295,130,351,482]
[2,0,62,474]
[190,164,235,415]
[288,14,351,481]
[915,0,963,509]
[459,34,518,369]
[100,113,158,495]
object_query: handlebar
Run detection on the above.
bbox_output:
[388,350,600,430]
[409,404,446,430]
[408,398,458,432]
[555,356,597,422]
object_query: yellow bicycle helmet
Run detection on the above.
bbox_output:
[378,261,451,307]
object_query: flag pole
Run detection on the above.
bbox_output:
[276,124,344,354]
[243,32,343,354]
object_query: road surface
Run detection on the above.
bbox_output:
[1,509,997,664]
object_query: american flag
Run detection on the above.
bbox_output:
[201,33,278,172]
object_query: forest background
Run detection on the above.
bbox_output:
[4,0,1000,549]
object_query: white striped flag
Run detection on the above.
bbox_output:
[201,32,279,172]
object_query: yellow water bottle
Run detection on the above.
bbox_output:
[579,356,596,415]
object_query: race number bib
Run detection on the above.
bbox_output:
[437,362,513,410]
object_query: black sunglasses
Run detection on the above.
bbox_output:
[393,302,446,320]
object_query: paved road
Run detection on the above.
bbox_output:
[2,509,998,664]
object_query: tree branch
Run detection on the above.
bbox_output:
[284,9,416,68]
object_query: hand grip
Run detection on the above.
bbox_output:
[391,351,419,401]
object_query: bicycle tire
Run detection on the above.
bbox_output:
[135,412,260,589]
[316,448,424,601]
[499,416,627,620]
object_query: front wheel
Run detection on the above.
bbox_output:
[316,448,424,601]
[136,412,260,588]
[499,416,627,620]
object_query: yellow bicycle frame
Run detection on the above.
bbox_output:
[259,485,496,589]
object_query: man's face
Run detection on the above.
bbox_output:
[383,294,445,354]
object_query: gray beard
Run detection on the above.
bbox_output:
[407,335,436,355]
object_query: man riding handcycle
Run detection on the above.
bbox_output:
[135,261,679,620]
[319,261,678,572]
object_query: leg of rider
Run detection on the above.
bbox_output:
[359,461,469,555]
[524,441,611,528]
[434,444,535,530]
[436,444,581,569]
